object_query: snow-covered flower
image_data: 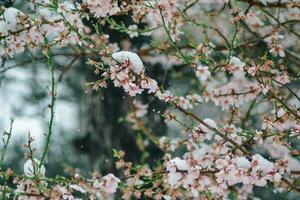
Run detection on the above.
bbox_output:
[2,7,25,33]
[97,173,120,194]
[228,56,245,77]
[169,157,189,171]
[112,51,144,74]
[252,154,274,173]
[23,159,46,177]
[166,157,190,187]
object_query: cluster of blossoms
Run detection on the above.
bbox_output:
[0,7,39,57]
[164,153,283,199]
[156,117,300,199]
[110,51,158,96]
[81,0,120,18]
[0,158,120,199]
[195,57,261,110]
[0,0,299,199]
[0,2,86,59]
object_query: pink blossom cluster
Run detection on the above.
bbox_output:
[109,51,158,96]
[81,0,120,18]
[11,159,121,199]
[164,149,284,199]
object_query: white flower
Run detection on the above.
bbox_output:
[57,2,75,13]
[23,159,46,177]
[69,184,86,194]
[128,25,139,38]
[196,65,211,82]
[235,157,251,169]
[112,51,144,74]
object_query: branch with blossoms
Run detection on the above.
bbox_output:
[0,0,300,199]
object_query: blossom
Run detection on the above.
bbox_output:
[23,159,46,177]
[192,118,218,141]
[252,154,274,173]
[57,2,75,13]
[109,51,157,96]
[141,78,158,94]
[112,51,144,75]
[275,73,290,84]
[245,12,264,29]
[247,66,259,76]
[128,25,139,38]
[69,184,86,194]
[0,1,299,199]
[228,56,245,77]
[169,157,189,171]
[97,173,120,194]
[196,65,211,82]
[207,77,259,110]
[4,7,25,31]
[82,0,120,18]
[167,171,182,187]
[1,7,25,33]
[130,100,148,118]
[178,96,193,109]
[156,90,173,102]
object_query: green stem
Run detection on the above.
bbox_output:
[40,49,56,167]
[0,117,15,168]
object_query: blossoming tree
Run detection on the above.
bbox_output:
[0,0,300,199]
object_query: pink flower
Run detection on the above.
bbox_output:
[156,90,173,102]
[82,0,120,18]
[96,173,120,194]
